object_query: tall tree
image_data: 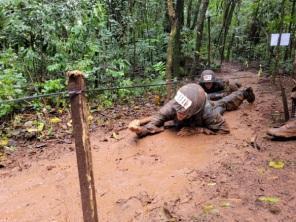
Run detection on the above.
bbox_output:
[186,0,194,28]
[165,0,184,98]
[190,0,209,74]
[217,0,238,64]
[190,0,202,30]
[284,0,296,60]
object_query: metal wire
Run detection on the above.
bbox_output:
[0,81,178,104]
[0,70,258,104]
[0,90,78,103]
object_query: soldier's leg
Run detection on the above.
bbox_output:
[214,87,255,113]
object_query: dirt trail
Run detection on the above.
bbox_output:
[1,66,295,222]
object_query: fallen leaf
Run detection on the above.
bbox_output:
[27,128,38,133]
[24,121,33,128]
[50,117,61,124]
[67,120,72,127]
[0,153,6,162]
[88,115,94,121]
[207,182,217,186]
[27,122,44,133]
[258,196,280,204]
[220,202,231,208]
[111,132,120,140]
[0,138,8,147]
[202,204,219,214]
[37,122,45,132]
[269,161,284,169]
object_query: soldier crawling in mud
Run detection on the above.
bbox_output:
[129,83,255,137]
[267,84,296,139]
[199,69,242,101]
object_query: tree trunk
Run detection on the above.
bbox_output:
[219,1,236,64]
[190,0,209,75]
[284,0,296,60]
[186,0,193,28]
[293,53,296,79]
[165,0,184,98]
[272,0,286,82]
[174,0,184,77]
[207,16,211,66]
[226,31,235,61]
[190,0,202,30]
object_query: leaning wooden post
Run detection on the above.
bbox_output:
[67,71,99,222]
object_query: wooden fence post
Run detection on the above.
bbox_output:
[67,70,99,222]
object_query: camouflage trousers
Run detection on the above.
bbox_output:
[212,90,245,115]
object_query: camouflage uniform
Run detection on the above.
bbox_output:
[199,70,241,100]
[135,83,255,137]
[212,88,254,115]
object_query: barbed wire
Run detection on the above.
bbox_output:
[0,70,260,104]
[0,81,179,104]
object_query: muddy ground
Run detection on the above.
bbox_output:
[0,65,295,222]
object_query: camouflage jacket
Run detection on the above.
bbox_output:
[199,80,241,100]
[145,99,229,133]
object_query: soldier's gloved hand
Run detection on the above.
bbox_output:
[145,124,164,134]
[177,127,215,136]
[129,119,142,133]
[216,125,230,134]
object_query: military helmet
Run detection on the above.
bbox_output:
[173,83,206,118]
[200,70,216,83]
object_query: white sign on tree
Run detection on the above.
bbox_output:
[270,33,291,46]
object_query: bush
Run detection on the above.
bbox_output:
[0,49,27,117]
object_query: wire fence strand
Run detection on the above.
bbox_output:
[0,81,179,104]
[0,70,258,104]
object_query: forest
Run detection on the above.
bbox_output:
[0,0,295,117]
[1,1,296,221]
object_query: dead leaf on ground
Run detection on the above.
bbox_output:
[50,117,61,124]
[111,132,120,140]
[0,152,7,161]
[0,138,8,147]
[258,196,280,204]
[207,182,217,186]
[220,202,231,208]
[67,120,72,127]
[202,204,219,214]
[269,160,285,169]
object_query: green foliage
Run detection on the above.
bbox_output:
[41,78,66,108]
[0,49,27,117]
[0,0,294,117]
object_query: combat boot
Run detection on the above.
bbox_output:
[243,87,255,103]
[267,119,296,139]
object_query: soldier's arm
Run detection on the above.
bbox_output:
[207,92,226,100]
[135,100,176,137]
[147,100,176,127]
